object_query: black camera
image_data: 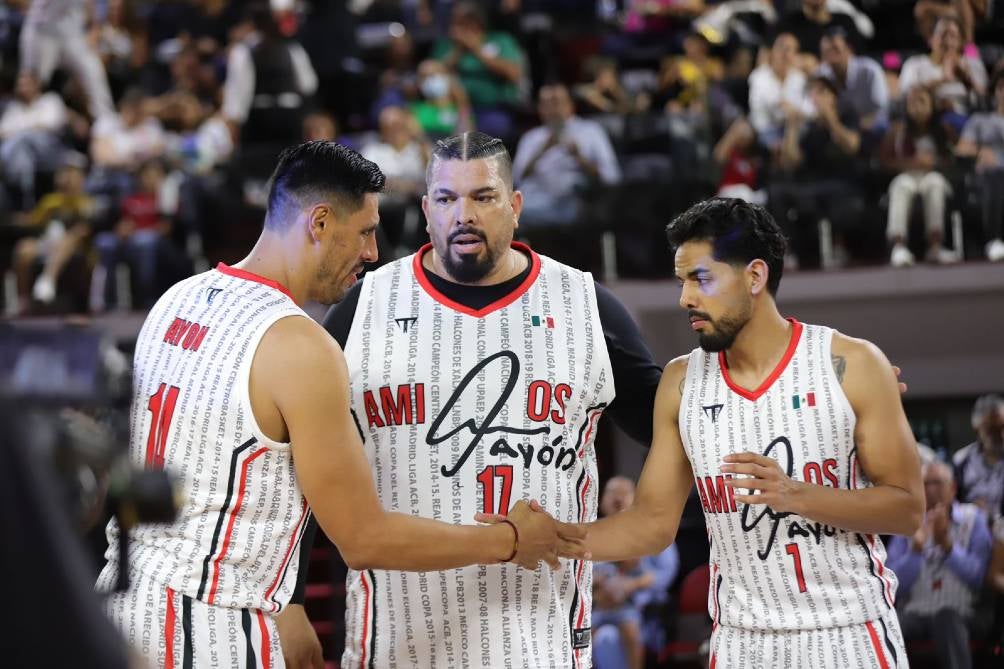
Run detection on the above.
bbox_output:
[0,322,176,591]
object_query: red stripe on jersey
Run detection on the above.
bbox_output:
[412,242,541,317]
[165,586,177,669]
[264,498,310,611]
[257,610,271,669]
[216,263,296,303]
[718,319,802,401]
[710,652,718,669]
[360,572,372,669]
[866,621,890,669]
[208,447,270,604]
[867,534,895,607]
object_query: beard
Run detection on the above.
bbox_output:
[693,303,752,352]
[442,229,503,283]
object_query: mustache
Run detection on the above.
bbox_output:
[449,227,486,243]
[688,310,713,322]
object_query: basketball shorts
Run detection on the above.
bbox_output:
[709,608,907,669]
[103,573,284,668]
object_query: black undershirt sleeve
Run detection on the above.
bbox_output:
[594,281,664,446]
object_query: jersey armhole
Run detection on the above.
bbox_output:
[239,311,310,451]
[823,328,858,443]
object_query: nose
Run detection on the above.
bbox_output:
[454,196,476,226]
[362,230,379,264]
[679,282,698,311]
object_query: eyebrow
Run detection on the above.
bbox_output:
[433,187,498,196]
[674,268,711,282]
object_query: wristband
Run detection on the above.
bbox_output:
[499,518,519,562]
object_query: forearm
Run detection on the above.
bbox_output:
[829,121,861,155]
[788,482,922,535]
[475,52,521,83]
[340,511,513,571]
[944,542,988,589]
[585,507,676,562]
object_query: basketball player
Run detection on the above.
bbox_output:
[280,132,663,669]
[96,141,582,669]
[568,198,926,667]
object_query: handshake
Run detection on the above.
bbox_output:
[476,500,592,570]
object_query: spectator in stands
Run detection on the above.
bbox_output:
[899,16,987,133]
[747,32,806,152]
[11,153,95,306]
[592,476,680,669]
[371,31,420,123]
[991,516,1004,593]
[880,86,956,267]
[88,0,149,97]
[914,0,980,44]
[0,71,68,211]
[712,118,765,204]
[616,0,706,57]
[221,3,317,145]
[952,394,1004,517]
[770,75,864,267]
[817,27,889,146]
[361,106,430,255]
[956,69,1004,262]
[19,0,115,119]
[773,0,866,65]
[431,1,526,140]
[651,31,724,115]
[89,88,166,203]
[93,159,174,310]
[409,59,473,139]
[511,83,620,227]
[887,460,992,669]
[574,56,639,116]
[302,110,338,143]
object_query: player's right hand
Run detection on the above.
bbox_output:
[480,501,590,570]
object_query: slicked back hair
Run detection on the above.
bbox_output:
[426,132,513,190]
[265,141,385,230]
[666,198,788,296]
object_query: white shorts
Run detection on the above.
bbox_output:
[709,608,907,669]
[103,574,284,668]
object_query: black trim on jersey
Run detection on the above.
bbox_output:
[367,569,377,669]
[241,609,257,668]
[182,594,194,669]
[270,510,311,612]
[571,404,609,453]
[878,616,898,666]
[350,408,366,441]
[568,468,587,664]
[855,533,888,607]
[714,573,723,625]
[197,437,258,599]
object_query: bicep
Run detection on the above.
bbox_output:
[845,343,921,494]
[635,367,693,519]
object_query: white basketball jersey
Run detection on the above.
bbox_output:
[96,264,312,613]
[679,321,896,631]
[342,243,614,669]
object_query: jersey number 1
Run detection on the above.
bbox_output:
[785,542,808,593]
[477,465,514,515]
[146,383,181,468]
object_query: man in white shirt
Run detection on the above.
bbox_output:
[0,71,68,209]
[748,32,807,150]
[511,84,620,228]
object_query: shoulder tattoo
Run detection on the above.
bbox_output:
[831,354,847,384]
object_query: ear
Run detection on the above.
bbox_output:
[421,194,430,234]
[747,258,770,296]
[510,189,523,229]
[307,203,331,243]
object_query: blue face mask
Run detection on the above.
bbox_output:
[421,74,451,100]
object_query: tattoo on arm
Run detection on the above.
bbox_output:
[831,354,847,384]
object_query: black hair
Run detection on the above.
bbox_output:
[808,75,840,98]
[426,131,512,189]
[265,141,385,229]
[665,198,788,296]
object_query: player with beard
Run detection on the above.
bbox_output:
[560,198,925,668]
[279,131,664,669]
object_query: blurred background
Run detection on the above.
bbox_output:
[0,0,1002,667]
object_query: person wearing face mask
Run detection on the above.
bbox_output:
[409,59,474,139]
[952,395,1004,519]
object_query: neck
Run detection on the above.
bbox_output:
[425,244,527,286]
[232,232,305,304]
[721,305,793,377]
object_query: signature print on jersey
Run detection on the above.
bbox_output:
[696,436,844,560]
[361,350,587,477]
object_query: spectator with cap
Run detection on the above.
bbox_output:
[952,394,1004,518]
[887,460,992,669]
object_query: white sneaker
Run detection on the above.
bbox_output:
[32,275,56,303]
[890,243,915,267]
[987,238,1004,262]
[926,245,959,265]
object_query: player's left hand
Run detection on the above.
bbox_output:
[721,452,801,512]
[474,501,591,564]
[275,603,324,669]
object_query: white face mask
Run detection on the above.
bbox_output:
[421,74,451,100]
